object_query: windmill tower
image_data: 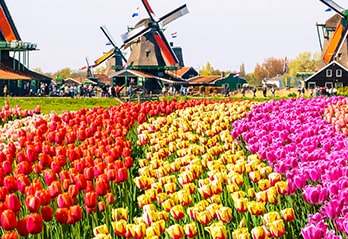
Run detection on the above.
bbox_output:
[317,0,348,68]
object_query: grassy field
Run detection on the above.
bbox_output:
[0,97,122,114]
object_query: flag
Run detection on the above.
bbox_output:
[233,72,240,78]
[325,8,332,12]
[106,42,112,46]
[122,63,128,69]
[282,57,288,75]
[132,7,139,17]
[171,32,177,38]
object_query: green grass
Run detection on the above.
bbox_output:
[0,97,121,114]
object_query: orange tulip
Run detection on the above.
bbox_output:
[251,226,266,239]
[281,208,295,222]
[184,222,198,238]
[216,206,232,223]
[170,205,185,221]
[166,224,184,239]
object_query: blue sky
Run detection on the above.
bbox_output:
[6,0,344,74]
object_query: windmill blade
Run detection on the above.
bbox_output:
[94,48,115,66]
[100,25,118,48]
[142,0,156,21]
[121,23,151,44]
[152,31,178,65]
[99,25,128,63]
[319,0,346,18]
[158,4,189,27]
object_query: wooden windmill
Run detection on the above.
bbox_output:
[93,0,188,72]
[318,0,348,68]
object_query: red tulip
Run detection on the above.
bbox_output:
[95,178,108,196]
[55,208,69,224]
[84,191,97,208]
[43,169,57,186]
[105,192,115,205]
[25,195,41,212]
[35,190,51,205]
[116,167,128,183]
[69,205,82,222]
[6,194,20,212]
[1,209,17,230]
[2,160,13,174]
[106,169,116,181]
[98,201,106,212]
[47,181,62,198]
[0,187,8,201]
[124,156,133,168]
[68,184,79,198]
[26,213,43,234]
[3,175,17,192]
[57,193,73,208]
[41,205,53,221]
[17,217,29,236]
[26,145,38,162]
[83,167,94,181]
[74,174,87,190]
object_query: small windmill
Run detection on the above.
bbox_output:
[85,57,95,78]
[318,0,348,65]
[121,0,188,69]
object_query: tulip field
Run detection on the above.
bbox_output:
[0,96,348,239]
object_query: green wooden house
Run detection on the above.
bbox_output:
[214,73,247,91]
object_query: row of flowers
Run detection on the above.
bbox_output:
[0,99,234,238]
[232,96,348,238]
[93,101,299,239]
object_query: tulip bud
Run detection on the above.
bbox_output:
[196,210,211,225]
[267,219,285,237]
[184,222,198,238]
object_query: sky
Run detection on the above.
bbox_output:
[5,0,345,74]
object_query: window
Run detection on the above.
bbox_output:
[308,82,316,89]
[336,69,342,77]
[326,69,332,77]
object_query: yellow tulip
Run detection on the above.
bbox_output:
[206,203,221,218]
[226,183,240,194]
[134,175,151,190]
[248,201,266,216]
[266,186,279,204]
[258,179,270,191]
[255,191,267,203]
[275,181,288,195]
[178,171,195,186]
[133,222,147,239]
[93,224,109,237]
[112,207,128,221]
[170,204,185,221]
[231,190,247,200]
[137,194,152,208]
[156,192,168,205]
[268,172,282,186]
[234,198,249,213]
[251,226,266,239]
[146,223,161,237]
[281,208,295,222]
[162,198,175,212]
[247,188,256,199]
[157,211,169,222]
[178,189,192,206]
[263,211,281,225]
[209,194,222,204]
[164,182,177,194]
[166,224,184,239]
[199,184,213,199]
[145,188,157,202]
[206,222,227,239]
[182,182,196,194]
[196,210,212,225]
[216,206,232,223]
[143,210,158,226]
[112,219,127,236]
[267,219,285,237]
[184,222,198,238]
[249,171,261,183]
[232,227,250,239]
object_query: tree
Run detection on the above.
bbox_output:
[199,62,221,76]
[253,57,285,82]
[287,52,320,77]
[95,66,106,74]
[53,67,72,79]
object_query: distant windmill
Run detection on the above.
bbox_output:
[318,0,348,65]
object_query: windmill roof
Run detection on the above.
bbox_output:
[188,75,221,84]
[325,14,342,29]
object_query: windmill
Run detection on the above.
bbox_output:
[121,0,188,70]
[93,0,189,71]
[318,0,348,65]
[85,57,94,78]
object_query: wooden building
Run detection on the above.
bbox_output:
[304,60,348,89]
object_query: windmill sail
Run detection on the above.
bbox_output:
[0,0,21,41]
[319,0,345,18]
[159,4,189,27]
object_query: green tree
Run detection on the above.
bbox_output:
[53,67,72,79]
[199,62,221,76]
[287,52,320,77]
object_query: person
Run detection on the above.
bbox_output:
[310,88,313,97]
[224,85,230,97]
[262,86,267,98]
[162,85,167,96]
[241,87,245,97]
[332,87,337,96]
[297,87,302,97]
[111,85,116,97]
[180,85,186,96]
[252,87,257,97]
[115,85,120,98]
[301,87,305,97]
[3,85,7,96]
[271,87,275,97]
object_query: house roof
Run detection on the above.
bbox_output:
[166,66,192,78]
[109,69,186,85]
[0,61,50,80]
[188,75,221,84]
[94,73,110,85]
[305,60,348,82]
[65,77,97,85]
[0,68,31,80]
